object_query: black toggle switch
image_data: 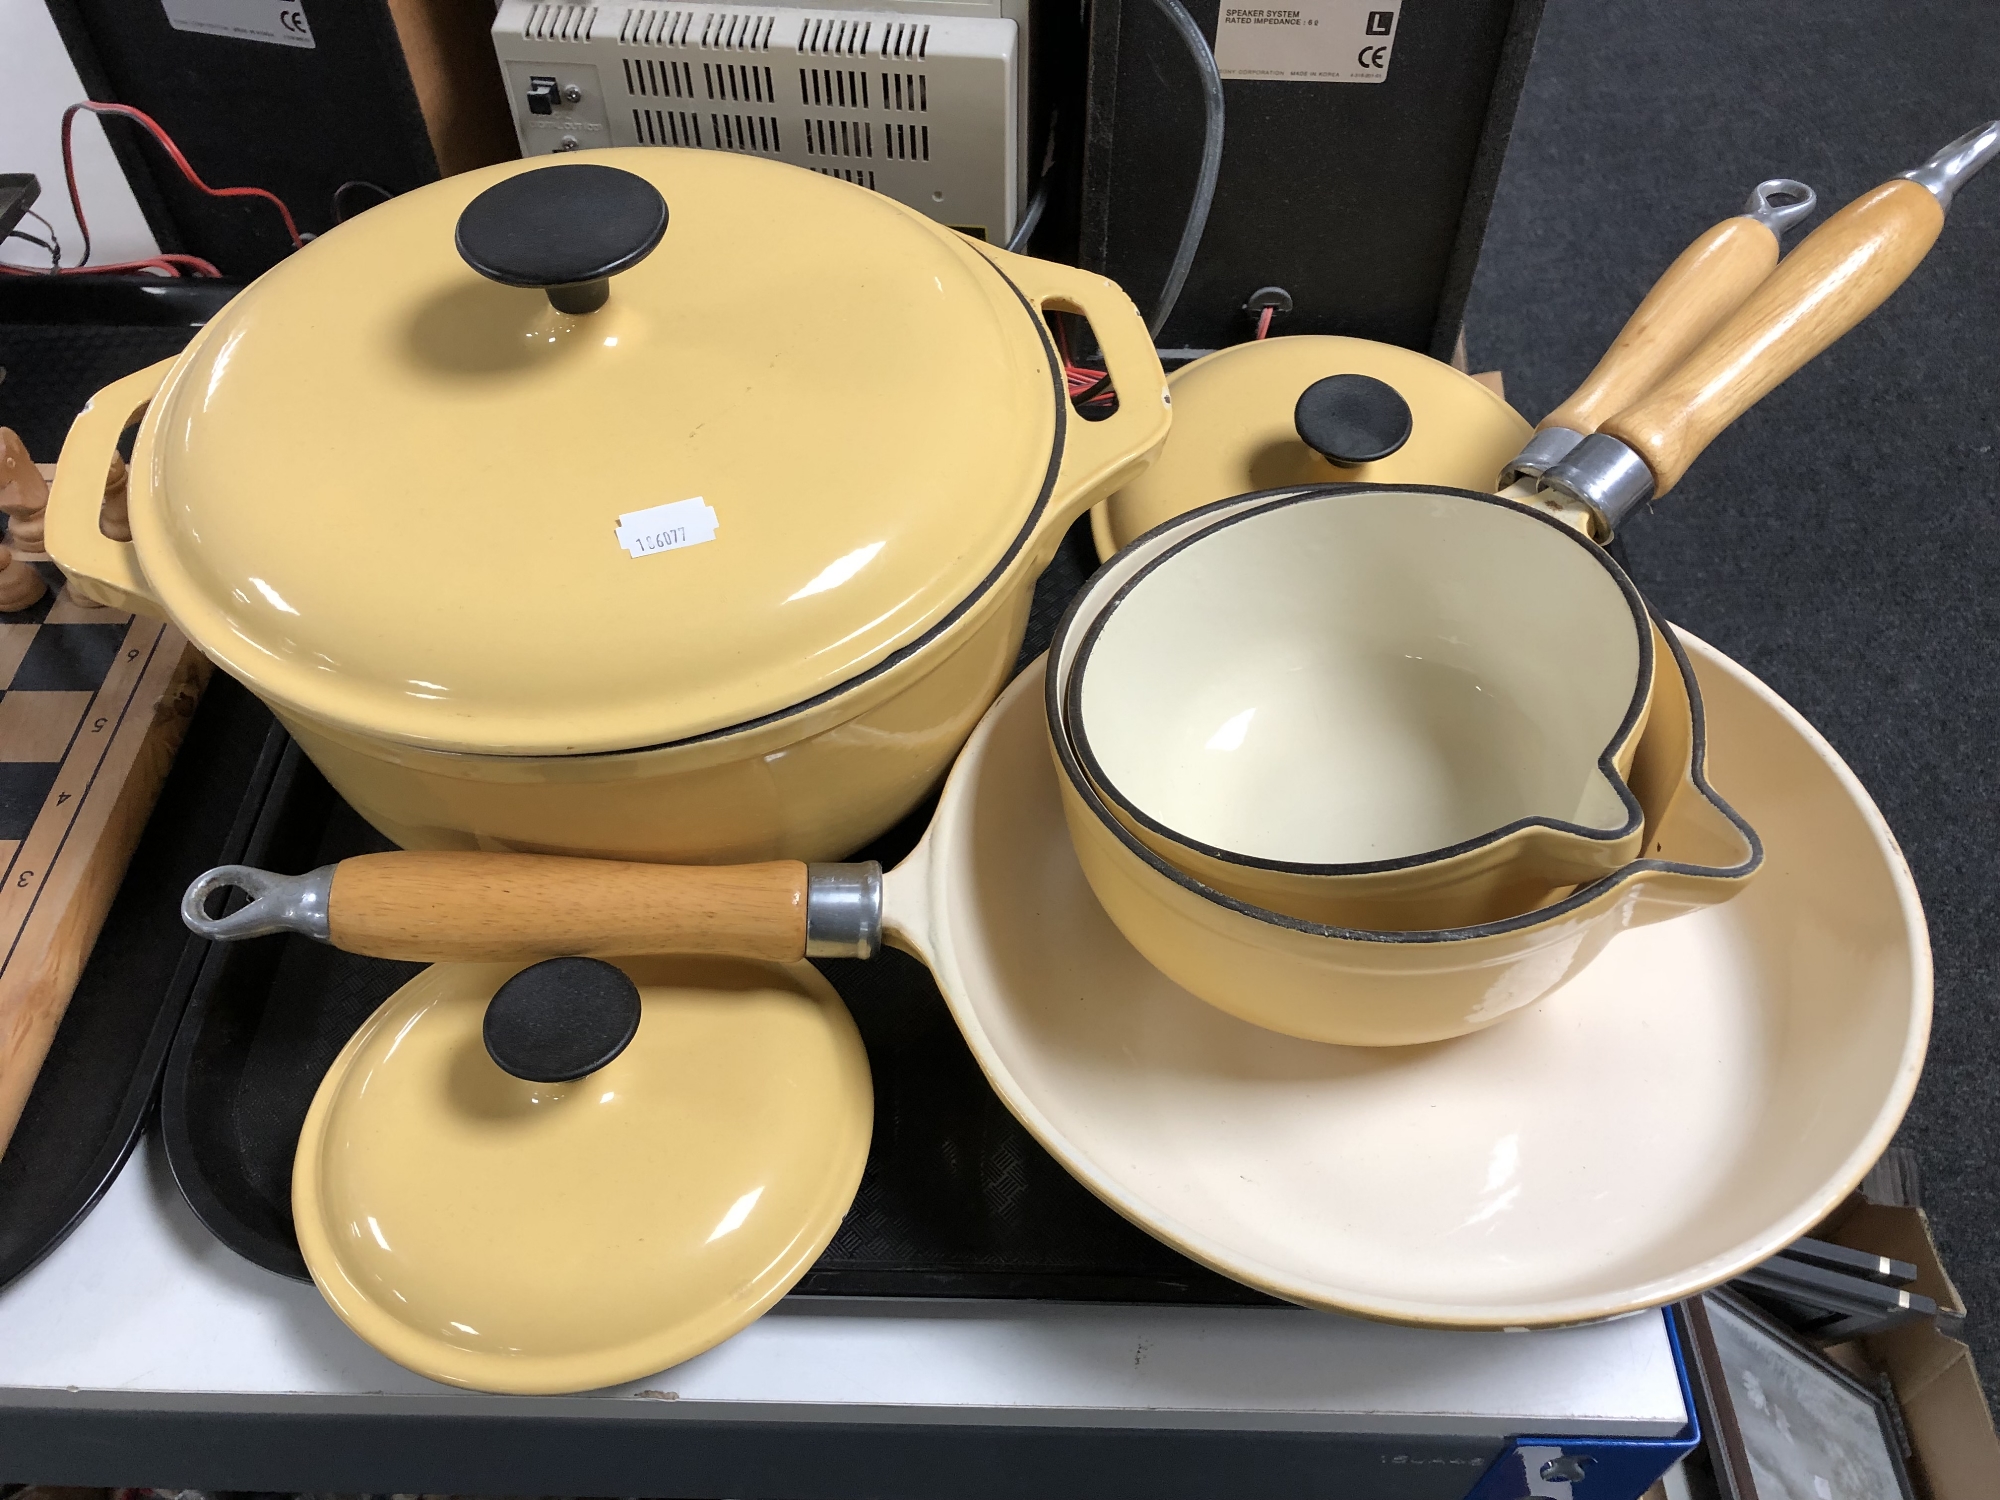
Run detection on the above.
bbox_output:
[527,76,558,116]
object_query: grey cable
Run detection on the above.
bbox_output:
[1145,0,1225,338]
[1005,179,1049,253]
[1005,113,1060,254]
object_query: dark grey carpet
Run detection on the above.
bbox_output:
[1464,0,1999,1399]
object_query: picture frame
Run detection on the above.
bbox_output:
[1680,1289,1917,1500]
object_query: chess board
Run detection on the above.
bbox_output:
[0,526,208,1159]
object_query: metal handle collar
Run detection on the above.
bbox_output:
[805,862,883,960]
[1536,433,1657,539]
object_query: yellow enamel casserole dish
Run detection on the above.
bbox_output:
[47,150,1170,864]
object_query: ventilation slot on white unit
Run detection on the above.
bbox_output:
[881,22,928,59]
[803,118,873,159]
[816,167,877,189]
[800,17,871,55]
[625,56,696,97]
[800,67,869,108]
[634,107,705,146]
[706,62,775,101]
[881,71,925,111]
[882,121,929,161]
[620,6,692,45]
[701,11,775,50]
[712,113,782,152]
[527,2,600,40]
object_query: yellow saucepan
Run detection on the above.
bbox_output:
[1052,176,1811,929]
[1058,125,1994,935]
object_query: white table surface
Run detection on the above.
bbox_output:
[0,1133,1687,1438]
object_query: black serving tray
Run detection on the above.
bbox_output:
[0,674,284,1290]
[160,522,1278,1305]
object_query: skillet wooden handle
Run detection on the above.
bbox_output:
[327,852,808,962]
[1540,215,1782,436]
[1598,178,1944,496]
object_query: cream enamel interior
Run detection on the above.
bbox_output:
[130,149,1062,756]
[1073,490,1643,866]
[292,954,872,1394]
[888,648,1926,1326]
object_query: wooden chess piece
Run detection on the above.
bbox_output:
[0,543,47,612]
[99,452,133,542]
[0,428,49,555]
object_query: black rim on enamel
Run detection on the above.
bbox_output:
[1067,484,1653,876]
[1044,483,1764,945]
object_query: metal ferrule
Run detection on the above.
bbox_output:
[805,862,883,960]
[181,863,335,943]
[1498,426,1585,489]
[1897,121,2000,211]
[1537,433,1657,539]
[1742,177,1816,235]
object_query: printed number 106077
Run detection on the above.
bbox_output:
[632,526,689,554]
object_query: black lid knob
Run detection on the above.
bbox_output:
[1294,374,1414,467]
[455,164,668,315]
[483,957,643,1083]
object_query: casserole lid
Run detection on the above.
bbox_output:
[292,954,873,1394]
[131,151,1062,756]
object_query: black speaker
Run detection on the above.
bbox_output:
[1080,0,1544,359]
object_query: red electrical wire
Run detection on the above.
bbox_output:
[1053,314,1119,408]
[0,101,299,279]
[1254,305,1274,340]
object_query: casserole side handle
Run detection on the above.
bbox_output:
[46,358,173,618]
[973,245,1173,562]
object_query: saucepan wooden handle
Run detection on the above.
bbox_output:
[180,853,885,962]
[1501,179,1812,489]
[1540,121,1999,531]
[327,853,808,961]
[1538,198,1804,436]
[1596,178,1943,496]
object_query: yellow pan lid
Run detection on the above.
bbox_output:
[1092,337,1531,558]
[292,954,872,1394]
[134,151,1062,755]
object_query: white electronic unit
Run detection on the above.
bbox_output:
[492,0,1026,242]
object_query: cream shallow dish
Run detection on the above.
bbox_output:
[915,647,1927,1326]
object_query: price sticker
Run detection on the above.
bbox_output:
[614,497,720,559]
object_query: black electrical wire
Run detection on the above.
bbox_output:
[1145,0,1225,339]
[5,208,62,272]
[331,180,394,224]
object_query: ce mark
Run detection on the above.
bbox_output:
[279,7,309,33]
[1356,44,1389,68]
